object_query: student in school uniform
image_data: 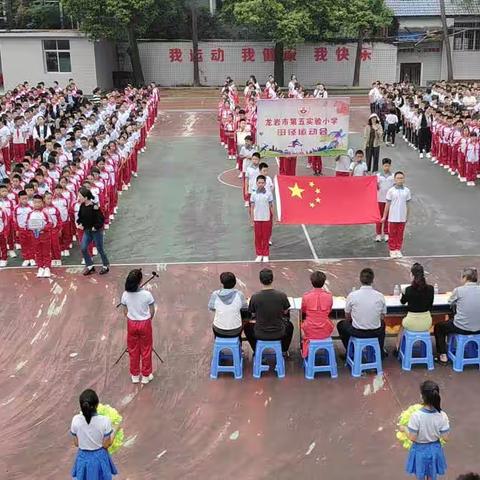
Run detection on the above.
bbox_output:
[403,381,449,480]
[382,171,411,258]
[70,389,118,480]
[14,190,34,266]
[385,108,399,146]
[350,150,368,176]
[465,132,479,186]
[250,175,274,262]
[238,135,255,182]
[25,194,52,278]
[43,191,63,267]
[245,152,261,207]
[0,207,8,267]
[52,184,70,257]
[12,116,27,163]
[335,149,353,176]
[375,158,394,242]
[120,269,156,384]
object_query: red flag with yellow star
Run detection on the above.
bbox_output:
[274,175,381,225]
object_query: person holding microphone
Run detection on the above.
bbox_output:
[120,269,156,384]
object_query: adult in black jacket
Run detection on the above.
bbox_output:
[77,186,110,276]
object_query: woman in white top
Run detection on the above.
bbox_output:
[288,75,297,97]
[208,272,248,338]
[71,389,118,480]
[121,269,156,384]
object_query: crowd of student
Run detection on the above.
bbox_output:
[0,79,159,277]
[368,80,480,186]
[208,265,480,479]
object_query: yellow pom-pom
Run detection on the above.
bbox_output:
[97,403,124,454]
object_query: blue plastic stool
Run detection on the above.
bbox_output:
[447,334,480,372]
[253,340,285,378]
[303,338,338,379]
[346,337,383,377]
[210,337,243,379]
[399,330,434,371]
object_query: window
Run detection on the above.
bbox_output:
[453,22,480,51]
[43,39,71,72]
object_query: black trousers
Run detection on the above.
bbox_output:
[337,320,386,352]
[366,146,380,172]
[433,319,480,354]
[370,103,376,114]
[387,124,396,145]
[212,325,243,338]
[418,127,431,153]
[244,320,294,352]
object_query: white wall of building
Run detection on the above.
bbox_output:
[134,40,397,87]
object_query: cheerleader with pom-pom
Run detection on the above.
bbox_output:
[71,389,118,480]
[402,381,449,480]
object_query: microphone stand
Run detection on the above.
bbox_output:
[113,272,164,366]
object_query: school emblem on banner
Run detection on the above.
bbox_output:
[256,98,350,157]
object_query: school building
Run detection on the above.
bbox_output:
[0,0,479,92]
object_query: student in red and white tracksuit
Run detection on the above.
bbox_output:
[26,195,52,277]
[250,175,274,262]
[14,191,34,266]
[43,192,62,266]
[382,172,411,258]
[12,118,27,163]
[0,208,8,267]
[121,269,156,384]
[375,159,394,242]
[465,134,479,186]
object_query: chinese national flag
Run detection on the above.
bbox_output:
[275,175,380,225]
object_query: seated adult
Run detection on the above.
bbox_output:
[434,267,480,365]
[208,272,248,338]
[244,268,294,353]
[395,263,434,350]
[337,268,387,354]
[300,271,334,358]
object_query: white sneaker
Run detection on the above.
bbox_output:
[22,260,30,267]
[43,267,51,278]
[104,224,110,230]
[63,250,70,257]
[15,243,21,249]
[269,240,272,246]
[244,201,249,207]
[255,256,262,262]
[391,144,395,147]
[389,251,396,258]
[109,214,115,220]
[61,250,65,256]
[141,373,154,384]
[30,259,36,266]
[426,153,431,158]
[396,251,403,258]
[383,234,389,242]
[0,260,7,267]
[375,234,382,242]
[238,172,242,178]
[263,256,270,262]
[460,177,467,182]
[131,375,140,384]
[467,181,475,186]
[114,207,118,214]
[8,250,16,258]
[93,247,98,255]
[37,268,45,278]
[419,153,424,159]
[133,172,138,178]
[81,259,86,265]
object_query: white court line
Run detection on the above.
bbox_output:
[217,168,242,189]
[160,109,216,113]
[301,224,319,260]
[3,253,479,271]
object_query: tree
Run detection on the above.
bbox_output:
[62,0,159,86]
[330,0,393,86]
[221,0,328,86]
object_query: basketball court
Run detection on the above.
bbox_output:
[1,90,480,479]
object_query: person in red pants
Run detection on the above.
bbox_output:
[0,208,8,268]
[375,158,394,242]
[25,194,52,277]
[278,156,297,175]
[121,269,156,384]
[382,171,411,259]
[250,175,274,262]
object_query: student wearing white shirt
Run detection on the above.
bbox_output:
[245,152,260,205]
[313,83,328,99]
[385,109,399,146]
[250,175,274,262]
[382,171,411,258]
[71,389,118,480]
[349,150,368,176]
[375,158,394,242]
[335,149,353,176]
[121,269,156,384]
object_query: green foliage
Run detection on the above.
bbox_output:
[329,0,393,38]
[62,0,157,40]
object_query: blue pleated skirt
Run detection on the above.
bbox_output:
[72,448,118,480]
[406,441,447,480]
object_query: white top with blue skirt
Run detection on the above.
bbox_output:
[406,407,449,480]
[70,413,118,480]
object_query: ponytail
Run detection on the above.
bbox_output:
[420,380,442,412]
[79,389,99,424]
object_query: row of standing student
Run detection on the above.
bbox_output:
[0,85,159,276]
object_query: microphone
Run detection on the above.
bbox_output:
[151,271,159,277]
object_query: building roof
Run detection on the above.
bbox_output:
[0,29,86,38]
[385,0,480,17]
